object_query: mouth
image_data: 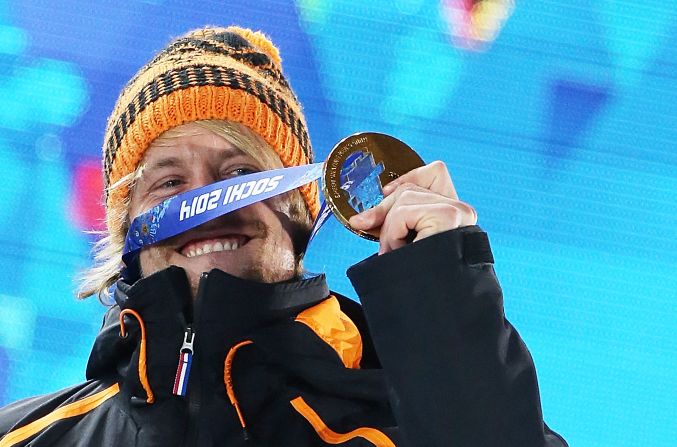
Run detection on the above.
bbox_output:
[179,235,251,258]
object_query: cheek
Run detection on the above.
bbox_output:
[139,246,175,277]
[252,205,297,273]
[269,229,298,273]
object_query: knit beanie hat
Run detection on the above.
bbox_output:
[102,26,319,237]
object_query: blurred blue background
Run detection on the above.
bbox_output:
[0,0,674,445]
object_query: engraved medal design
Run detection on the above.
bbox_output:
[322,132,424,240]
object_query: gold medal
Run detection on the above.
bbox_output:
[322,132,424,241]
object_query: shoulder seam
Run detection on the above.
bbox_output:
[0,383,120,447]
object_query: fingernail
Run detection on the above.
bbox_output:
[382,182,396,194]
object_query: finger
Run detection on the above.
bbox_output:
[349,184,456,230]
[379,202,471,255]
[382,160,458,199]
[378,200,477,253]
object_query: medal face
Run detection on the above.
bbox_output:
[322,132,424,240]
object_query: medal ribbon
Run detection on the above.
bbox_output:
[123,163,327,265]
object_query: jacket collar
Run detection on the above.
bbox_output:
[86,266,329,402]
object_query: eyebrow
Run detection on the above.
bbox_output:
[145,156,186,172]
[134,156,184,183]
[138,147,249,180]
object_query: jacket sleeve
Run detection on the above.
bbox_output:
[347,226,568,447]
[0,380,120,444]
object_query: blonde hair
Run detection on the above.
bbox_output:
[77,120,313,302]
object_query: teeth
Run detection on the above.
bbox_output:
[184,238,244,257]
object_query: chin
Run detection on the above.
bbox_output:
[140,242,298,291]
[181,255,296,284]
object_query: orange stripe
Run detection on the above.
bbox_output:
[295,296,363,369]
[290,396,396,447]
[0,383,120,447]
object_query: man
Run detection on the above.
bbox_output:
[0,27,567,446]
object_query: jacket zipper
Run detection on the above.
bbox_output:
[183,272,208,447]
[172,325,195,396]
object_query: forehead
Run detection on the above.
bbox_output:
[141,125,244,167]
[138,121,283,175]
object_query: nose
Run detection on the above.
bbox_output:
[191,162,221,189]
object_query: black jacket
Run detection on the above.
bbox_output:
[0,227,567,446]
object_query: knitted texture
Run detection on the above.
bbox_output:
[103,26,319,236]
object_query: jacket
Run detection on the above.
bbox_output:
[0,226,568,446]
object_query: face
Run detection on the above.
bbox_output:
[129,123,300,297]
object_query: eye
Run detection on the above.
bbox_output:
[161,178,183,189]
[223,166,259,178]
[234,167,257,176]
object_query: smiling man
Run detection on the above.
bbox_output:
[128,121,308,291]
[0,27,567,447]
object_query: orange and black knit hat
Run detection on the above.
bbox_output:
[103,26,319,236]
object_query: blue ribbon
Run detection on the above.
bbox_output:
[123,163,325,265]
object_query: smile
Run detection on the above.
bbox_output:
[180,236,250,258]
